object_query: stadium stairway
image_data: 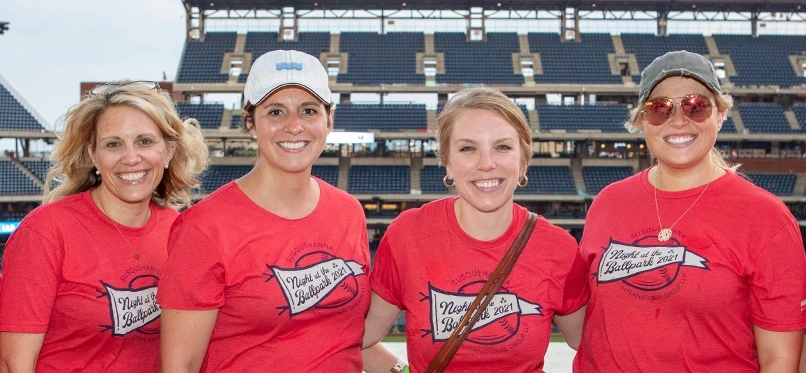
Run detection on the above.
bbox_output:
[9,158,43,188]
[795,175,806,196]
[785,110,802,130]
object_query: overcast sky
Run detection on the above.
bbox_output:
[1,0,187,134]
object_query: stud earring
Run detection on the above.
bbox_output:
[95,169,100,175]
[164,164,169,169]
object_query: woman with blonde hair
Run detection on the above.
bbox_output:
[363,87,588,372]
[575,51,806,372]
[0,81,208,372]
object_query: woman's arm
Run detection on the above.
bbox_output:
[362,292,404,373]
[0,332,45,373]
[160,308,218,373]
[553,305,586,350]
[753,326,803,373]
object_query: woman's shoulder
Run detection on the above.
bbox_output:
[180,181,240,217]
[23,191,89,223]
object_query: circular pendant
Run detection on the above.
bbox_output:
[658,228,672,242]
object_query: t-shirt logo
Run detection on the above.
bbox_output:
[99,275,161,336]
[422,281,542,345]
[266,251,365,316]
[596,238,708,291]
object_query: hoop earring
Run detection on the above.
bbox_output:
[517,175,528,189]
[443,175,455,188]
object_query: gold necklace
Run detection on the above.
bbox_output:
[95,191,148,260]
[653,167,713,242]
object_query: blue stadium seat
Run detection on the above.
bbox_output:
[420,165,449,194]
[713,35,806,88]
[434,33,523,85]
[334,103,426,131]
[621,34,710,85]
[529,33,622,84]
[231,114,242,129]
[311,165,339,187]
[0,78,47,132]
[200,165,251,193]
[20,160,50,182]
[582,166,633,194]
[738,103,803,134]
[0,160,41,195]
[537,104,628,133]
[239,32,331,83]
[515,166,576,195]
[176,103,224,129]
[747,173,796,196]
[792,106,806,129]
[176,32,238,83]
[337,32,425,85]
[348,165,410,194]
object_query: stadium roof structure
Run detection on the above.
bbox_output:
[182,0,805,13]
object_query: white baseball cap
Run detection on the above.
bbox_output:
[243,49,332,106]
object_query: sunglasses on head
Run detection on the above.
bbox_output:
[89,80,160,96]
[641,94,714,127]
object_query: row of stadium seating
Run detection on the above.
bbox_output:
[3,160,798,197]
[174,101,806,134]
[176,32,806,88]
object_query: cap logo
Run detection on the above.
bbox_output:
[276,62,303,71]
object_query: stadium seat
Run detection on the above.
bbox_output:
[582,166,633,194]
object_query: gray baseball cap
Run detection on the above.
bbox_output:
[638,50,721,103]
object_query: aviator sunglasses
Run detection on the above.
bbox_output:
[641,94,714,126]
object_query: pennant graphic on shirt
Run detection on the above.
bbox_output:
[425,283,542,344]
[269,253,365,316]
[597,240,708,289]
[100,282,161,336]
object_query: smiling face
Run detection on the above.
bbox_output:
[88,105,175,207]
[445,109,522,216]
[248,86,332,176]
[642,76,724,174]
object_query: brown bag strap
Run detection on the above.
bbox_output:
[425,212,539,373]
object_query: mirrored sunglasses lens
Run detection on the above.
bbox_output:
[680,95,712,122]
[645,99,673,126]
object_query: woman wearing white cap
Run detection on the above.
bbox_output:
[158,50,371,372]
[574,50,806,372]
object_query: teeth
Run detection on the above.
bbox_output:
[119,171,147,181]
[665,135,696,144]
[474,180,500,189]
[279,141,307,149]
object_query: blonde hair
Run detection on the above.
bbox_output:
[45,81,209,209]
[625,87,739,172]
[437,87,532,173]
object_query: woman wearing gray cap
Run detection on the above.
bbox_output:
[158,50,370,372]
[574,50,806,372]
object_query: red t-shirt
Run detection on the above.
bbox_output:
[157,179,370,372]
[575,169,806,372]
[0,190,176,373]
[371,198,588,373]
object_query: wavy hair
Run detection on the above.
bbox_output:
[45,81,209,208]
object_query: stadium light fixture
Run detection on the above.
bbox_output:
[0,22,9,35]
